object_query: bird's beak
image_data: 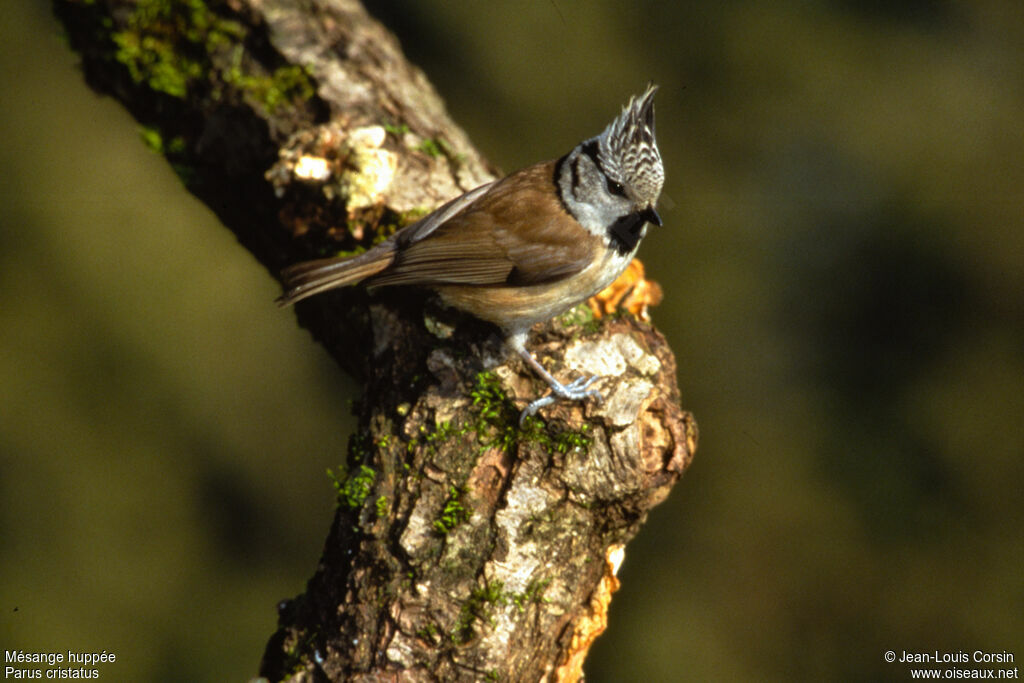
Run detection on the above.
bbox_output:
[641,206,662,227]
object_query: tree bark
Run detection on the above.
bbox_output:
[54,0,697,680]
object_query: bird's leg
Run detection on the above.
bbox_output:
[516,346,602,425]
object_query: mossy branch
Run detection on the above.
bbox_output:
[53,0,697,680]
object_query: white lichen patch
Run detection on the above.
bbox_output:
[266,123,397,206]
[422,313,455,339]
[564,333,660,378]
[490,482,551,594]
[565,340,626,377]
[472,477,555,658]
[599,379,654,428]
[399,494,439,558]
[293,154,331,181]
[348,124,387,149]
[385,631,417,669]
[562,426,645,502]
[340,125,397,209]
[563,333,660,426]
[613,333,661,376]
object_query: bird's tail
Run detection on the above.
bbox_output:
[276,243,396,306]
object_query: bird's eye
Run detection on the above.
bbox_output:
[605,177,627,197]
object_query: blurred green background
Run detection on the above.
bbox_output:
[2,0,1022,680]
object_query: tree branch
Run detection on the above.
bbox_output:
[54,0,697,679]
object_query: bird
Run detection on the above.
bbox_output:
[278,85,665,423]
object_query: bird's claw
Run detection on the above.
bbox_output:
[518,375,603,426]
[560,375,603,401]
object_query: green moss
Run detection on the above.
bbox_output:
[400,372,594,546]
[415,137,445,159]
[451,579,507,643]
[469,371,520,453]
[138,125,186,155]
[469,371,592,455]
[470,371,507,422]
[549,422,592,454]
[348,430,373,459]
[556,302,601,335]
[415,622,440,642]
[511,578,552,612]
[397,206,430,227]
[448,577,552,647]
[109,0,314,112]
[225,62,315,114]
[111,0,221,99]
[139,125,164,153]
[422,419,471,450]
[433,485,471,535]
[447,577,549,644]
[328,463,376,510]
[370,207,429,244]
[328,245,369,261]
[321,207,429,262]
[383,122,410,138]
[113,28,199,97]
[374,494,389,518]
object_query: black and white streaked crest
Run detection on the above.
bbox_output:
[597,84,664,207]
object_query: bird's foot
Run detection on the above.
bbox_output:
[519,375,603,426]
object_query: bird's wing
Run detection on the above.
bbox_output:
[370,161,595,288]
[399,180,496,243]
